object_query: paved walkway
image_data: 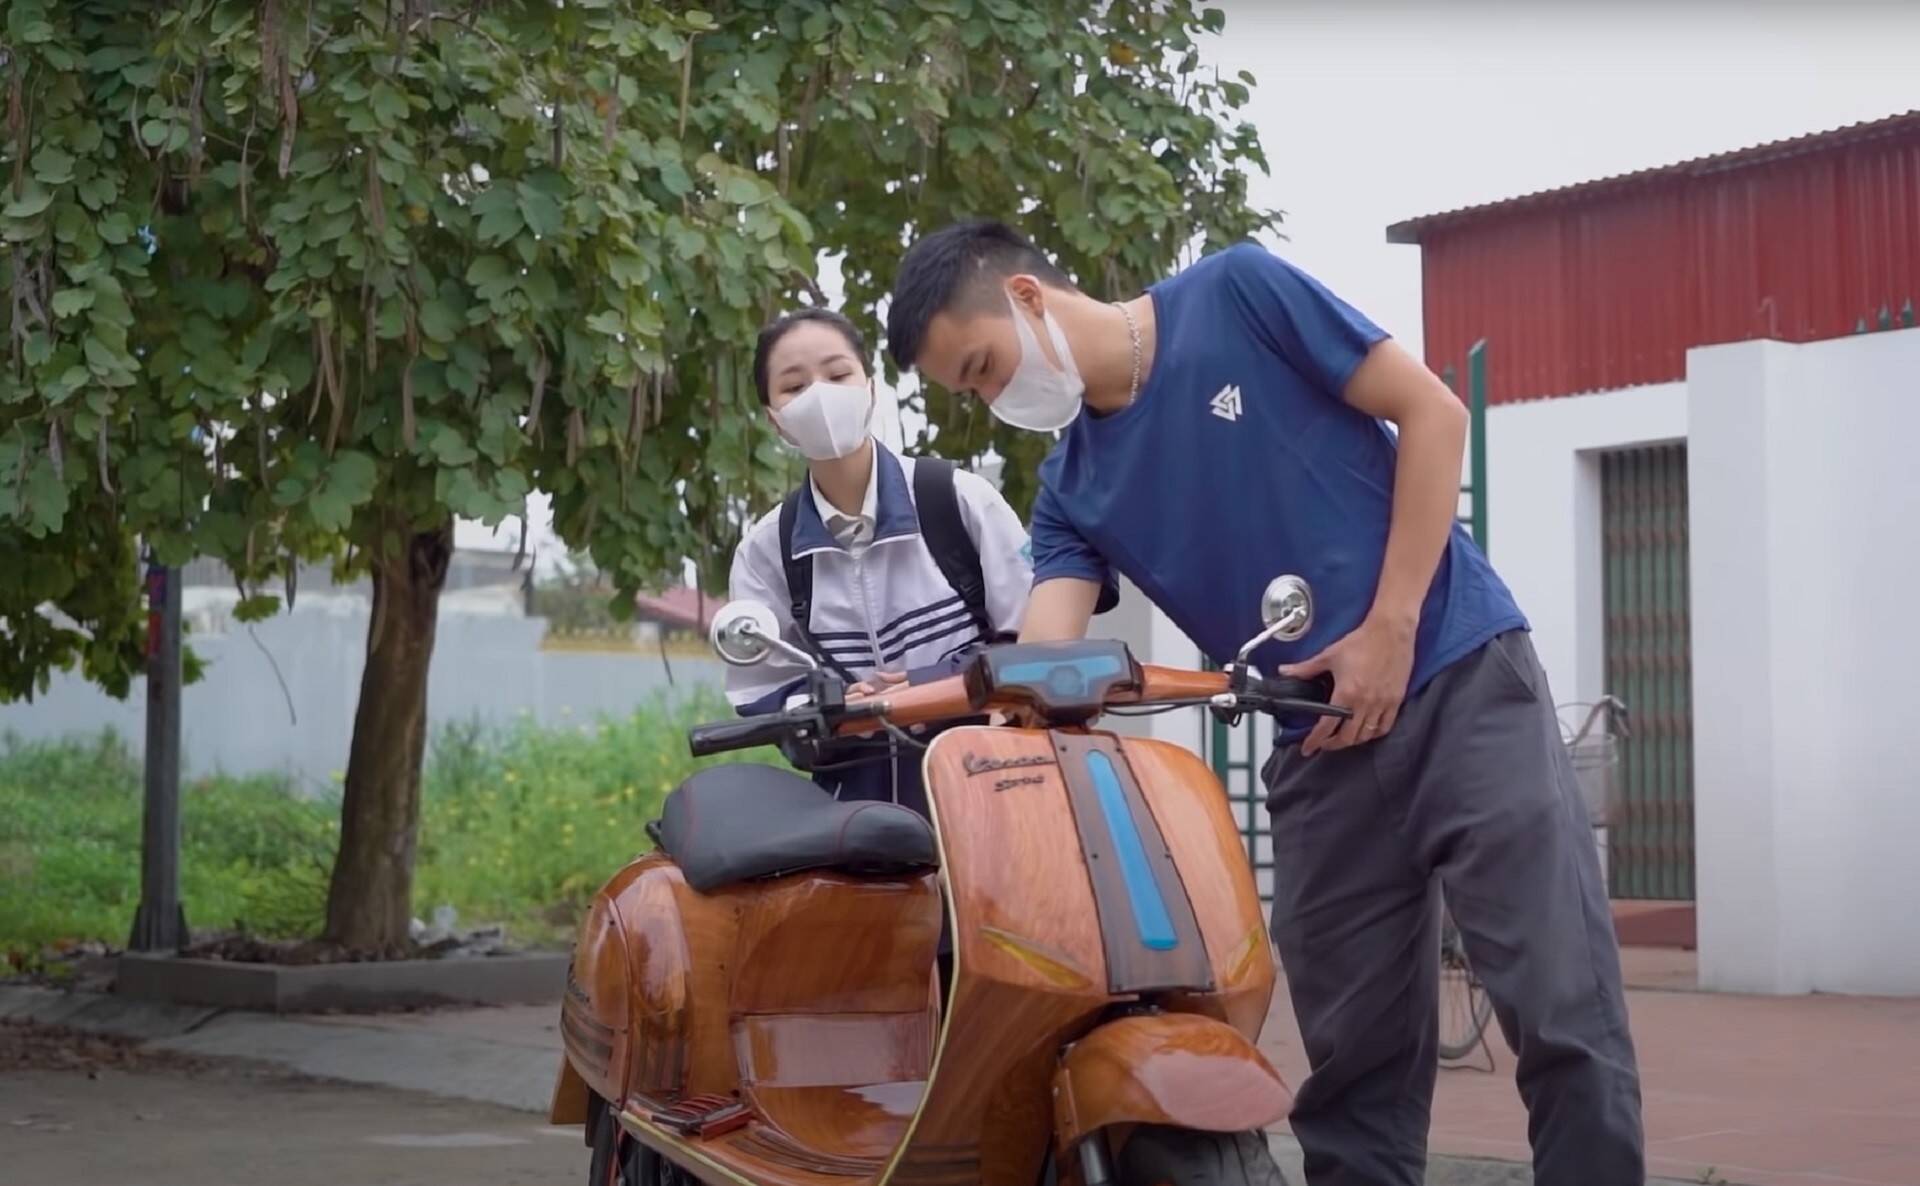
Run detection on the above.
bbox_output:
[1259,949,1920,1186]
[8,946,1919,1185]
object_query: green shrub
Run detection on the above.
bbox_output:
[0,687,774,958]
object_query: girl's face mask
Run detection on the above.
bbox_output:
[772,380,874,460]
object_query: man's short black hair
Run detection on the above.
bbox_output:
[752,306,867,406]
[885,220,1073,370]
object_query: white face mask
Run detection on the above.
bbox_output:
[772,380,874,460]
[989,292,1085,433]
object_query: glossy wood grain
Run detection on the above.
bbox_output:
[729,874,941,1016]
[733,1013,934,1088]
[836,665,1230,739]
[1118,737,1277,1039]
[1050,1013,1292,1151]
[889,727,1113,1186]
[1128,665,1230,705]
[1052,733,1214,995]
[565,711,1273,1186]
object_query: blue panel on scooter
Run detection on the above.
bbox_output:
[962,640,1141,724]
[1085,751,1178,951]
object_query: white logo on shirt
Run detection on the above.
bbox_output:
[1209,384,1244,422]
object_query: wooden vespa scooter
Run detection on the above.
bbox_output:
[550,577,1344,1186]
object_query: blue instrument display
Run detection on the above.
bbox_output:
[962,640,1142,723]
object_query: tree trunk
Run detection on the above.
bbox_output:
[323,522,453,952]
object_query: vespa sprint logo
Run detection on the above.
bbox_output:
[962,751,1052,793]
[1209,384,1244,423]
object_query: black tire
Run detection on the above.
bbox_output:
[1112,1126,1290,1186]
[586,1096,636,1186]
[589,1099,703,1186]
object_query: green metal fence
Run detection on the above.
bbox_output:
[1210,342,1491,907]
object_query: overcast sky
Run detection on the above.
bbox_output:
[463,0,1920,573]
[1205,0,1920,356]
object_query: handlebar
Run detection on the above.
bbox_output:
[687,715,809,759]
[688,662,1344,760]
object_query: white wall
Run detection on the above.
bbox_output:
[1689,330,1920,996]
[1484,383,1689,708]
[1,604,723,793]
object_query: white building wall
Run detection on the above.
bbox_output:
[1483,383,1689,708]
[1475,328,1920,996]
[1689,330,1920,996]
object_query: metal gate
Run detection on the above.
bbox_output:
[1600,444,1695,899]
[1212,706,1273,909]
[1212,342,1490,908]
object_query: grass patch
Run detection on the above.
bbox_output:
[0,687,773,961]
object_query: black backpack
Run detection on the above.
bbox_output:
[777,457,994,682]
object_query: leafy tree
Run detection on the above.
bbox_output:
[1,0,1275,951]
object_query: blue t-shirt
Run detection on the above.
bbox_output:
[1030,243,1528,722]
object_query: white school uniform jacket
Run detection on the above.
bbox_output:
[725,441,1033,713]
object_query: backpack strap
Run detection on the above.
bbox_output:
[777,488,859,683]
[910,457,1000,642]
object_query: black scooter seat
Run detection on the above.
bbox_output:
[653,764,939,893]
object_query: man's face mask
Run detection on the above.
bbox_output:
[772,380,873,460]
[988,291,1084,433]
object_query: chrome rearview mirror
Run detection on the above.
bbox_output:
[1261,575,1313,639]
[1236,575,1314,663]
[710,600,782,667]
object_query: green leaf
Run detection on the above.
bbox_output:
[518,182,565,238]
[656,157,693,197]
[370,83,410,126]
[418,298,462,343]
[521,266,558,308]
[1201,7,1227,33]
[76,175,117,211]
[140,119,172,148]
[4,186,54,219]
[308,487,353,533]
[51,288,95,318]
[429,426,478,467]
[32,147,76,186]
[465,254,516,302]
[477,200,523,245]
[82,335,122,375]
[668,223,703,260]
[234,594,283,622]
[326,451,378,502]
[24,460,67,532]
[97,212,134,245]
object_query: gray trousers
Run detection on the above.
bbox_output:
[1263,630,1644,1186]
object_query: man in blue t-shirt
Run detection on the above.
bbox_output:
[884,221,1643,1186]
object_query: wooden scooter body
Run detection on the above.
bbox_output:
[550,722,1290,1186]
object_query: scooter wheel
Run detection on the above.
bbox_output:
[587,1098,637,1186]
[1112,1127,1290,1186]
[588,1099,703,1186]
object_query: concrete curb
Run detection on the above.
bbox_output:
[2,985,1722,1185]
[117,951,570,1013]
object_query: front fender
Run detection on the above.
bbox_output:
[1052,1013,1292,1151]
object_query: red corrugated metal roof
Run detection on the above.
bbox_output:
[1387,109,1920,244]
[633,586,719,632]
[1393,110,1920,404]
